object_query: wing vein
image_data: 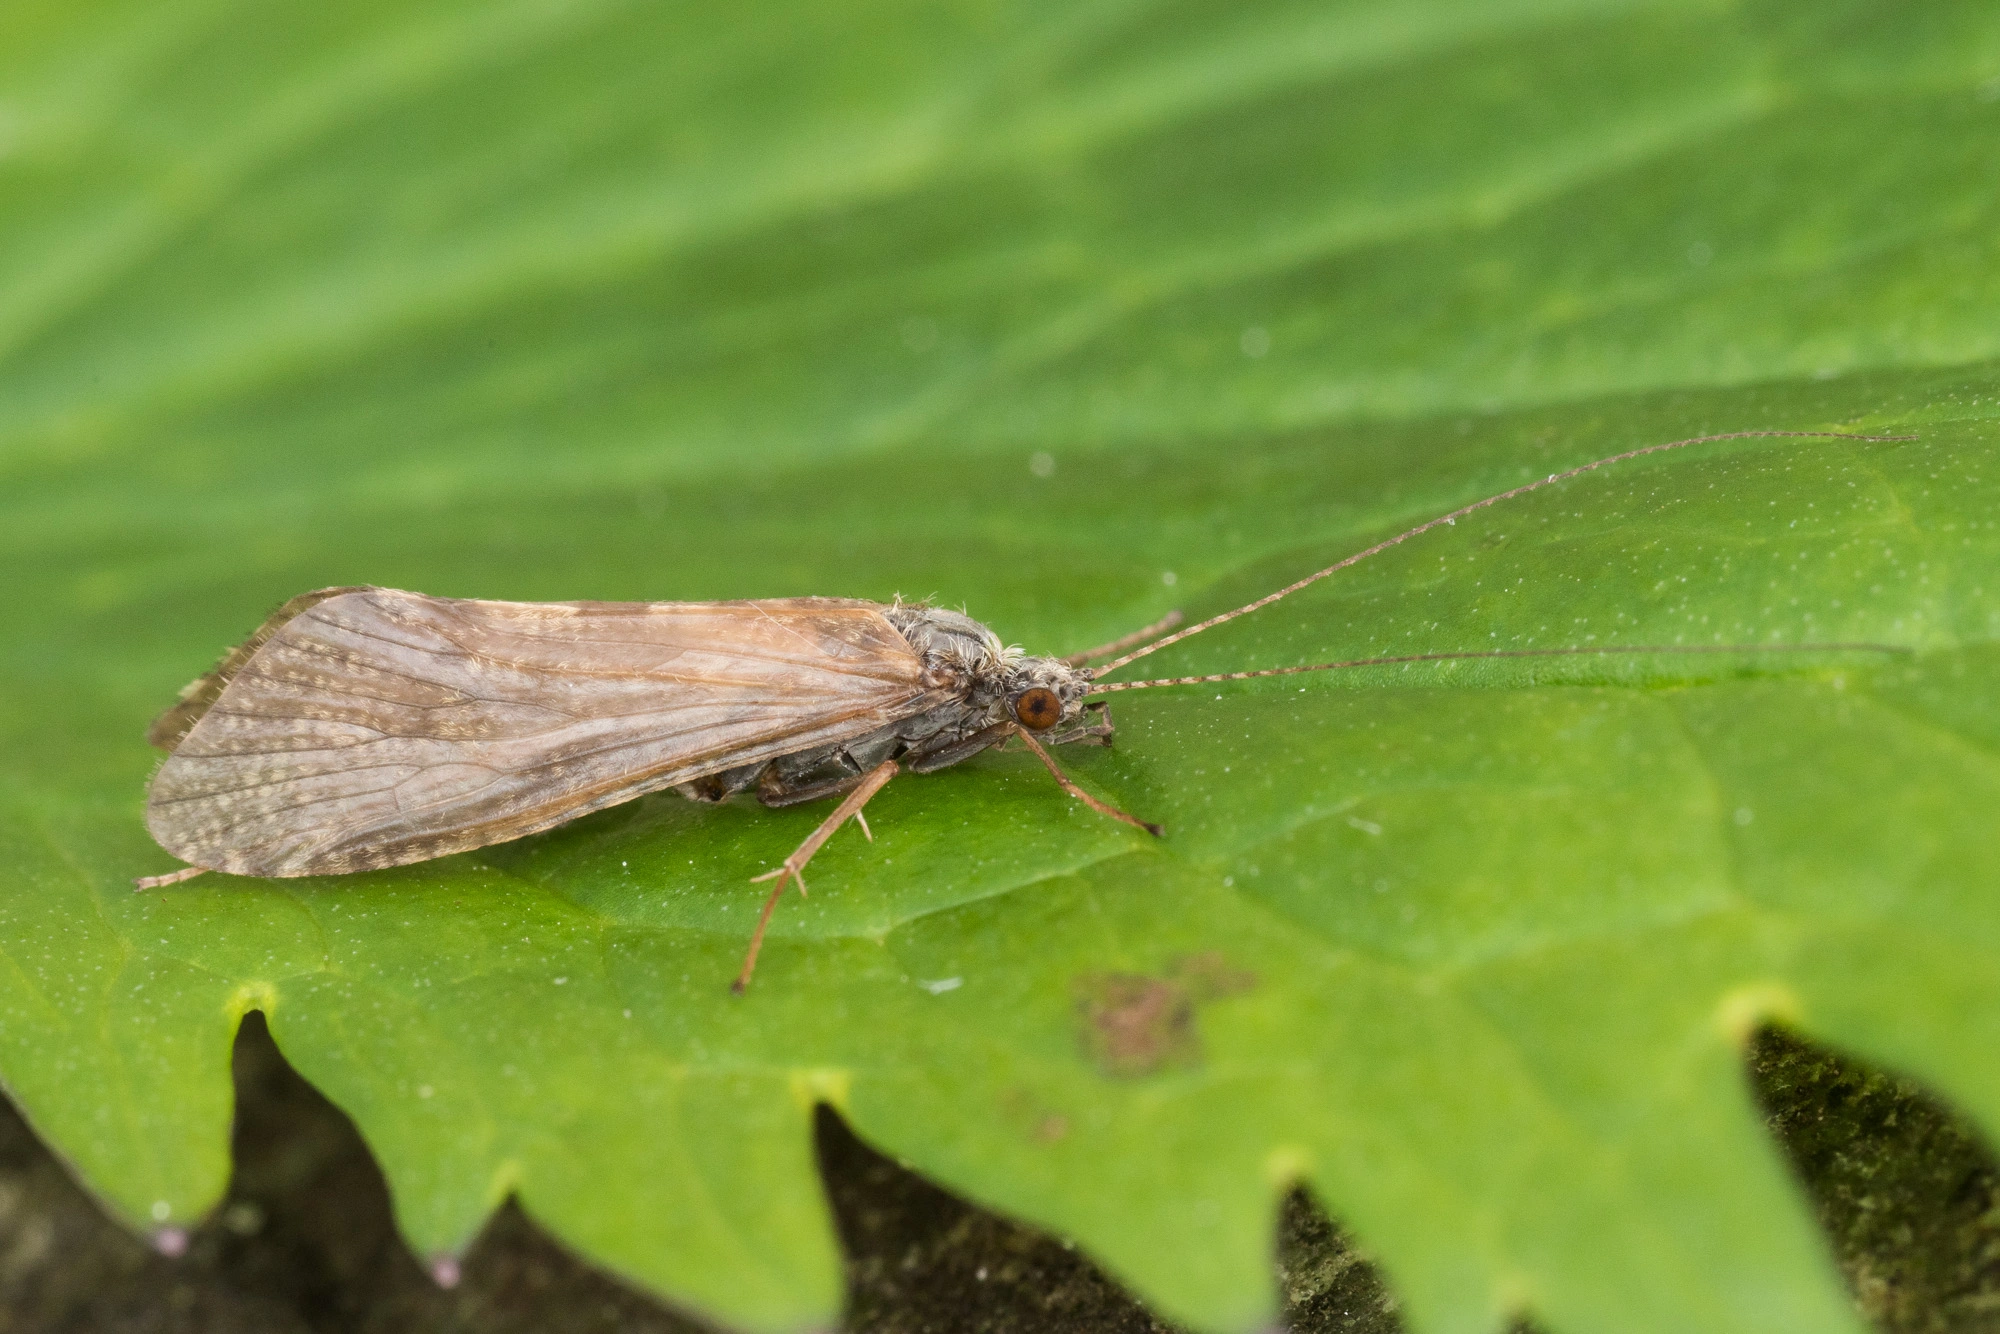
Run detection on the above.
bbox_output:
[146,590,941,876]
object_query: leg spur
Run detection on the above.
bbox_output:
[734,759,899,994]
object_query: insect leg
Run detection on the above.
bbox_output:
[756,765,868,809]
[1012,726,1162,837]
[676,758,770,804]
[1047,700,1114,747]
[134,866,208,891]
[1062,610,1185,665]
[905,720,1015,774]
[735,759,899,994]
[764,764,884,839]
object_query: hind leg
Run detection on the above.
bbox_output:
[734,760,899,993]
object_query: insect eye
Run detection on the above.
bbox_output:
[1012,687,1062,731]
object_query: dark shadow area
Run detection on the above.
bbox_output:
[1271,1187,1408,1333]
[2,1014,1996,1331]
[0,1014,706,1334]
[0,1015,1398,1332]
[815,1105,1400,1332]
[1750,1026,2000,1334]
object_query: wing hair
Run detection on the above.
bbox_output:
[144,588,950,876]
[146,586,373,750]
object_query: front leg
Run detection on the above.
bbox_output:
[905,720,1015,774]
[1012,726,1162,837]
[1047,700,1114,747]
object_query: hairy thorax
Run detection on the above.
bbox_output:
[883,604,1092,739]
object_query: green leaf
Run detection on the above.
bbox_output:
[4,2,1999,1331]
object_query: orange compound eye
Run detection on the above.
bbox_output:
[1011,687,1063,731]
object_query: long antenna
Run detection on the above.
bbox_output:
[1091,429,1917,678]
[1087,642,1910,694]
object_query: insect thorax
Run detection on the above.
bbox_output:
[884,604,1091,735]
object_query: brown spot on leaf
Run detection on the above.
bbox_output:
[1075,973,1196,1077]
[1073,954,1259,1078]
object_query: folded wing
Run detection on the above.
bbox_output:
[145,588,946,876]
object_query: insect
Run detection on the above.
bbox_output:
[136,430,1911,990]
